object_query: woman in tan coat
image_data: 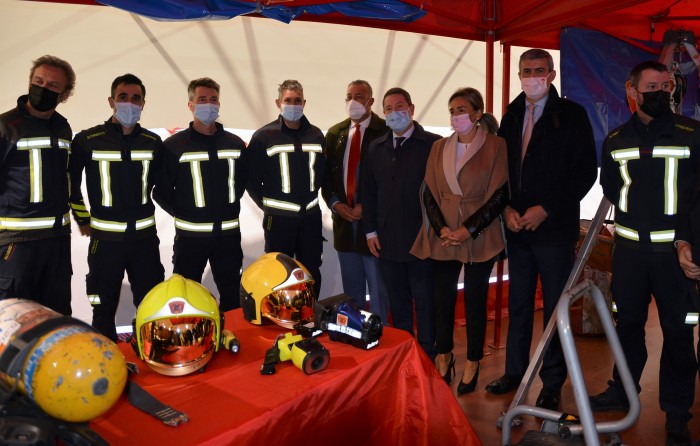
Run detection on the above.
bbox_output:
[411,87,508,394]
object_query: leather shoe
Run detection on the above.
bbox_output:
[665,416,691,446]
[485,374,521,395]
[589,381,629,412]
[536,387,561,411]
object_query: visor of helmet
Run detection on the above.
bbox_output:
[140,316,216,376]
[262,282,315,329]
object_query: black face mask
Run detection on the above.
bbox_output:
[639,90,672,119]
[28,84,60,112]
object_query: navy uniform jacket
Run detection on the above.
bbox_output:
[322,112,386,255]
[0,95,72,244]
[69,120,162,241]
[153,122,247,237]
[499,86,597,246]
[362,122,441,262]
[246,116,325,217]
[603,112,700,252]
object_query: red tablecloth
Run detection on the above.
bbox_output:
[90,310,481,445]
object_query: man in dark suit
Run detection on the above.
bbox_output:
[484,48,598,411]
[322,80,389,323]
[362,87,441,358]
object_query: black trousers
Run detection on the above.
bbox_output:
[505,241,574,390]
[434,259,495,361]
[173,232,243,312]
[379,257,435,359]
[0,236,72,315]
[263,212,323,298]
[610,245,697,419]
[87,235,164,341]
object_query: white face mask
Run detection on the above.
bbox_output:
[114,102,142,128]
[346,99,367,121]
[521,72,552,100]
[194,103,219,125]
[450,113,475,135]
[280,104,304,122]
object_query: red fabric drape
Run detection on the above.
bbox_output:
[91,309,481,445]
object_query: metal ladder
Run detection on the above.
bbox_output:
[499,197,641,445]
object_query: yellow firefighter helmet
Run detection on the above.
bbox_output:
[240,252,315,329]
[135,274,221,376]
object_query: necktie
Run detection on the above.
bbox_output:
[346,123,361,206]
[521,103,536,160]
[395,136,405,149]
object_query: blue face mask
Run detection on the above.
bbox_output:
[385,110,411,133]
[194,103,219,125]
[114,102,142,128]
[280,104,304,122]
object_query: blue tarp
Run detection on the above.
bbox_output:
[98,0,426,23]
[561,27,700,164]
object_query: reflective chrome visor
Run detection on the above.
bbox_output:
[140,316,216,375]
[262,283,315,329]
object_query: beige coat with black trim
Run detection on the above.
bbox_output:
[411,128,508,263]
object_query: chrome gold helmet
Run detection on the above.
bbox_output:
[240,252,315,329]
[135,275,221,376]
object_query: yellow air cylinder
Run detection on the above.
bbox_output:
[0,298,127,422]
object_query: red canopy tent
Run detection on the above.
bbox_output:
[30,0,700,111]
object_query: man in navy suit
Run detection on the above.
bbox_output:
[361,87,441,358]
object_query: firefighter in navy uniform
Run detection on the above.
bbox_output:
[592,61,699,446]
[69,74,165,342]
[153,77,247,311]
[0,55,76,315]
[246,79,326,298]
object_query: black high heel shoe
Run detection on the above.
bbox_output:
[457,362,480,395]
[439,353,456,385]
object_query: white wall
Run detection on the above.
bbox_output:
[0,0,590,327]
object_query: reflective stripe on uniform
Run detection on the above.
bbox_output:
[651,145,689,216]
[179,152,208,208]
[267,144,322,194]
[92,151,122,161]
[611,149,638,213]
[17,137,70,150]
[612,146,690,216]
[614,224,639,241]
[17,138,71,203]
[174,218,239,232]
[132,150,155,205]
[180,152,209,162]
[88,294,101,305]
[301,145,321,192]
[266,145,294,157]
[649,230,675,243]
[306,197,319,210]
[616,224,674,243]
[0,213,70,230]
[263,197,300,212]
[218,150,241,203]
[262,197,319,212]
[90,215,156,232]
[279,153,291,193]
[308,152,316,191]
[686,313,699,325]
